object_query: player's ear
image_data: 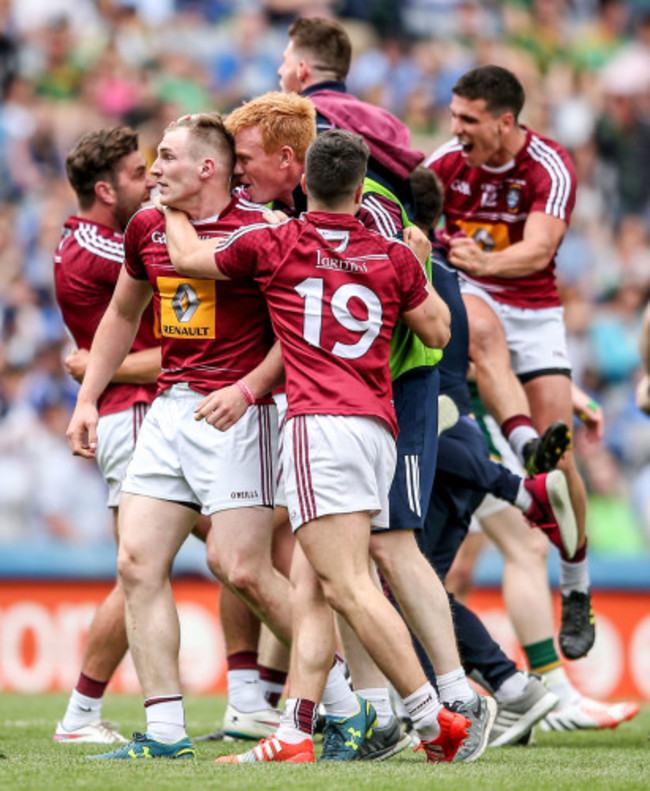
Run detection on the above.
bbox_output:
[200,157,216,179]
[499,111,516,135]
[279,145,294,167]
[95,180,115,205]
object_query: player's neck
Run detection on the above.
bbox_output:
[182,188,231,222]
[78,205,122,233]
[489,126,527,168]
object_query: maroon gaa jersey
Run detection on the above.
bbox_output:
[54,216,158,417]
[211,211,429,438]
[124,196,274,398]
[426,127,576,309]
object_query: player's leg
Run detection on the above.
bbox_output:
[54,508,129,743]
[87,492,199,760]
[55,404,149,745]
[218,586,283,741]
[334,567,413,761]
[216,533,361,764]
[463,292,569,470]
[206,505,292,644]
[464,293,530,423]
[296,510,472,763]
[479,504,640,732]
[524,373,594,659]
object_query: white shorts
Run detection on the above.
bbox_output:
[273,392,288,509]
[96,403,150,508]
[283,414,396,532]
[122,383,277,515]
[460,280,571,378]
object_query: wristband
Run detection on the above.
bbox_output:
[236,379,256,406]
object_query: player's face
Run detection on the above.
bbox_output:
[449,94,511,168]
[151,127,204,210]
[113,150,153,230]
[233,126,287,204]
[278,40,301,93]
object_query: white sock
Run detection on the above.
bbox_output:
[436,668,475,705]
[321,662,358,718]
[276,698,315,744]
[403,683,443,741]
[508,425,538,463]
[494,671,528,703]
[559,557,590,594]
[541,667,578,708]
[61,689,102,731]
[227,669,267,712]
[515,479,532,511]
[145,696,187,743]
[355,687,393,727]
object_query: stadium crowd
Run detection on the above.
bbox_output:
[1,0,650,559]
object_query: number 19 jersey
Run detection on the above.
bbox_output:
[212,211,429,437]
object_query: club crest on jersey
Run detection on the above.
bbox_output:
[506,184,521,212]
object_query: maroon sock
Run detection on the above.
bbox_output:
[501,414,534,437]
[76,672,107,699]
[227,651,258,671]
[565,539,588,564]
[258,664,288,707]
[293,698,318,736]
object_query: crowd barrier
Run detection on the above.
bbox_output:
[0,577,648,700]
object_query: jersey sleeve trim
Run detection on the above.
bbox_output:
[528,136,573,220]
[74,223,124,264]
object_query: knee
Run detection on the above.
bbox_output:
[469,313,505,358]
[219,554,265,599]
[206,542,225,583]
[117,544,146,590]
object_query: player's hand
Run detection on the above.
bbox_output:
[448,235,489,275]
[64,348,89,383]
[194,385,249,431]
[403,226,432,265]
[263,209,288,225]
[66,401,99,458]
[636,373,650,415]
[572,384,603,441]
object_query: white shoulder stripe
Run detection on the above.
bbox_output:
[362,194,399,239]
[74,224,124,264]
[216,221,274,251]
[235,197,269,213]
[528,136,572,219]
[423,138,463,168]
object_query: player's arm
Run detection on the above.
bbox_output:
[66,269,153,458]
[448,211,566,278]
[400,282,451,350]
[65,346,161,385]
[402,225,432,266]
[163,206,230,280]
[636,301,650,415]
[572,383,603,442]
[194,341,284,432]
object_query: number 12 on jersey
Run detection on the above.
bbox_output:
[294,277,383,361]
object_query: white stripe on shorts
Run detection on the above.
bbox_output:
[405,454,421,517]
[293,416,317,524]
[258,404,274,506]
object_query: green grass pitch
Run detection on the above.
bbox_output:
[0,694,648,791]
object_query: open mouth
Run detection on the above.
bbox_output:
[460,140,474,155]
